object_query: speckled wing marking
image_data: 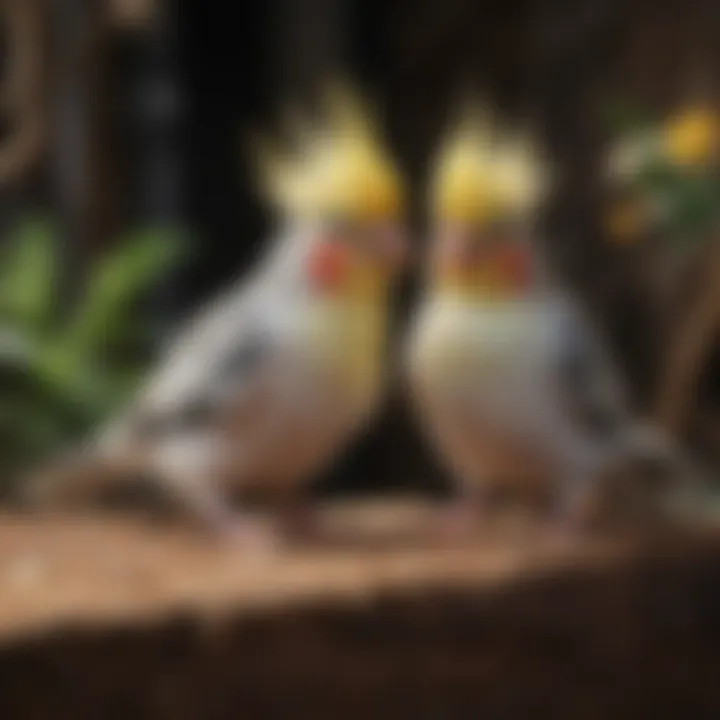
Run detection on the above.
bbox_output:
[122,323,276,444]
[553,300,628,441]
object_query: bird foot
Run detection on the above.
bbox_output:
[210,513,284,554]
[541,515,586,550]
[433,500,486,544]
[279,504,327,545]
[541,493,600,549]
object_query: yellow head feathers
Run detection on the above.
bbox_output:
[431,103,549,223]
[251,82,403,222]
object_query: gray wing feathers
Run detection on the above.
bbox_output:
[98,287,276,452]
[553,298,629,440]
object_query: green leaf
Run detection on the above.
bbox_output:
[659,174,720,245]
[63,225,185,363]
[0,395,73,479]
[0,216,57,333]
[1,220,190,484]
[635,157,682,195]
[0,326,34,368]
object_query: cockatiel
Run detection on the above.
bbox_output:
[29,84,408,544]
[406,104,682,534]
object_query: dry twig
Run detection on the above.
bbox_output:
[655,241,720,435]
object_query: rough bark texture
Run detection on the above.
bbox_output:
[0,503,719,719]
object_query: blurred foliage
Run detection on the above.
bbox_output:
[639,157,720,245]
[602,97,657,136]
[0,216,184,488]
[604,101,720,248]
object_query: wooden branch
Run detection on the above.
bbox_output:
[0,0,45,186]
[655,242,720,435]
[0,501,719,718]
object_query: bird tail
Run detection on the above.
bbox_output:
[16,407,158,510]
[17,441,148,510]
[618,421,705,495]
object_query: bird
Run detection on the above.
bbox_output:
[405,102,685,537]
[27,82,409,547]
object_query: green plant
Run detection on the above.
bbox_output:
[0,216,185,490]
[604,101,720,248]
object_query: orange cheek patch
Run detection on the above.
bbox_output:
[306,242,351,292]
[495,246,532,289]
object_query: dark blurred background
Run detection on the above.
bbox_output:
[3,0,720,495]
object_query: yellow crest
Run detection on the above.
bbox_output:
[250,81,403,221]
[431,102,548,222]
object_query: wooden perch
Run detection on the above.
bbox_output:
[0,500,719,718]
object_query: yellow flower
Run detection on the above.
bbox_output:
[663,107,718,167]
